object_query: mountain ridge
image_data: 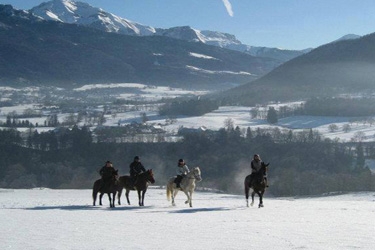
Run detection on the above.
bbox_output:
[221,32,375,104]
[0,4,279,88]
[29,0,310,62]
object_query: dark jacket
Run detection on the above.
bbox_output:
[129,161,146,177]
[251,160,263,173]
[100,166,117,179]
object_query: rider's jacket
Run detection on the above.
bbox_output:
[100,166,116,179]
[130,161,146,177]
[251,160,263,174]
[177,164,190,176]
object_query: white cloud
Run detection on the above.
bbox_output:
[222,0,234,17]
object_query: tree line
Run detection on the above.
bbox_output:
[0,126,373,196]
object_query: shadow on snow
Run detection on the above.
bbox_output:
[24,205,153,211]
[169,207,231,214]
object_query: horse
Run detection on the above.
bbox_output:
[244,162,269,208]
[92,170,120,208]
[117,169,155,206]
[166,167,202,207]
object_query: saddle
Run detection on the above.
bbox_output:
[174,175,184,189]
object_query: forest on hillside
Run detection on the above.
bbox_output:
[0,127,374,196]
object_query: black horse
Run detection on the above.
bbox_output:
[118,169,155,206]
[244,162,269,208]
[93,170,120,208]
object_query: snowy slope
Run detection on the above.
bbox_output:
[0,188,374,250]
[31,0,155,36]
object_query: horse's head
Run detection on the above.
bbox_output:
[192,167,202,182]
[146,169,155,184]
[261,162,269,174]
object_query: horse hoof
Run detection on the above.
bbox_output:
[259,204,264,208]
[185,201,189,204]
[250,203,254,207]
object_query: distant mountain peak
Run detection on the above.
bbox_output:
[0,4,42,21]
[333,34,361,43]
[30,0,156,36]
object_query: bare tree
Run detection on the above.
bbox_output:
[352,131,366,142]
[343,124,351,133]
[224,118,234,131]
[328,124,339,133]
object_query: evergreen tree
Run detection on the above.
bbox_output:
[267,107,278,124]
[246,127,253,141]
[356,143,365,168]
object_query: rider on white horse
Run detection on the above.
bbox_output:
[175,159,189,188]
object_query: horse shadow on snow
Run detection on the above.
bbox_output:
[169,207,231,214]
[24,205,153,211]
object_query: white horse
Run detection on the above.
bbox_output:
[166,167,202,207]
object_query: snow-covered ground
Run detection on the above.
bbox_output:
[73,83,208,101]
[147,106,375,142]
[0,188,373,250]
[2,100,375,142]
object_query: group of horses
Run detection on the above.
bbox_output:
[92,163,269,209]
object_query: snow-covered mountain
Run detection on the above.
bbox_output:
[154,26,309,61]
[30,0,310,62]
[30,0,155,36]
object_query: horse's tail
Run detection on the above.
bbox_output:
[93,180,100,205]
[166,183,172,201]
[244,176,250,200]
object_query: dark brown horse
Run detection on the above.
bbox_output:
[118,169,155,206]
[244,163,269,208]
[92,170,120,208]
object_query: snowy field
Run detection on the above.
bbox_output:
[73,83,208,101]
[0,188,374,250]
[3,102,375,142]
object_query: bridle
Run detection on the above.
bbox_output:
[188,169,201,180]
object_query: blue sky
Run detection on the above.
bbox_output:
[2,0,375,50]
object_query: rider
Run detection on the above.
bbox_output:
[251,154,268,187]
[129,156,146,186]
[99,160,117,191]
[175,159,189,188]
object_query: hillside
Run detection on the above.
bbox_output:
[222,33,375,104]
[0,4,278,89]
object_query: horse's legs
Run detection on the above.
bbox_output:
[251,191,255,207]
[141,190,146,206]
[137,190,142,206]
[93,190,97,206]
[108,193,113,208]
[99,193,104,206]
[183,190,190,205]
[117,189,122,205]
[172,189,178,206]
[245,185,250,207]
[259,191,264,208]
[125,189,131,205]
[112,192,116,208]
[188,190,193,207]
